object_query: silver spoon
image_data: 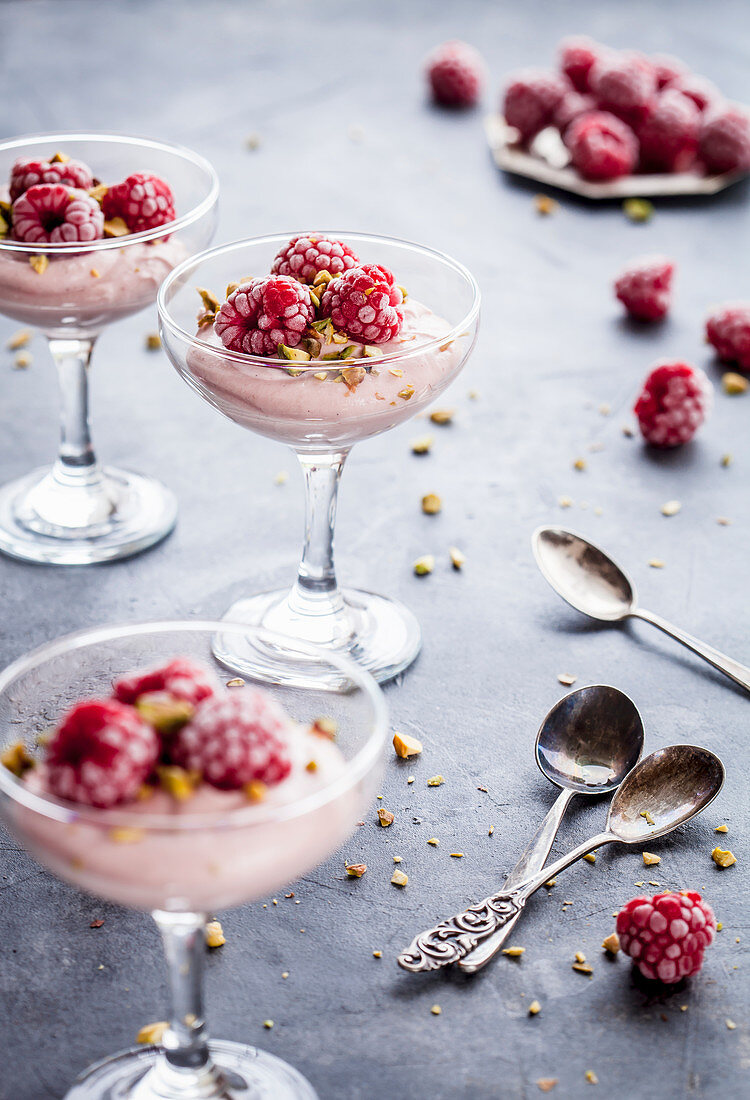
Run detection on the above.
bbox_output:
[398,744,724,972]
[458,684,643,973]
[533,527,750,693]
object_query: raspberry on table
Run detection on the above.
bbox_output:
[11,184,104,244]
[699,104,750,174]
[614,255,675,322]
[9,154,94,202]
[502,69,567,141]
[651,53,688,90]
[616,891,716,983]
[553,89,596,136]
[102,172,175,233]
[706,303,750,371]
[46,699,160,808]
[321,263,404,344]
[426,40,485,108]
[668,72,721,114]
[113,657,220,707]
[558,36,604,93]
[566,111,638,180]
[638,89,701,172]
[172,690,292,790]
[634,360,712,447]
[591,53,657,129]
[215,275,315,357]
[271,235,359,283]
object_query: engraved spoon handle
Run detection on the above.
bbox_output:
[632,607,750,692]
[397,831,613,973]
[458,787,576,974]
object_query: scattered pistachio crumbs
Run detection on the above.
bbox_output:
[414,555,434,576]
[642,852,661,866]
[421,493,442,515]
[557,673,577,686]
[528,1000,541,1015]
[6,329,30,350]
[623,197,653,222]
[430,1004,442,1015]
[602,933,620,955]
[712,848,736,868]
[715,824,728,833]
[640,810,656,826]
[534,194,558,216]
[411,435,433,454]
[429,409,454,425]
[377,807,394,827]
[137,1021,168,1045]
[427,775,444,787]
[393,731,423,758]
[391,869,408,887]
[502,946,525,958]
[345,863,367,878]
[661,500,681,517]
[145,332,162,350]
[205,920,226,948]
[449,546,466,569]
[583,853,596,864]
[722,372,748,395]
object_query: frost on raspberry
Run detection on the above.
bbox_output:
[113,657,220,707]
[590,53,657,129]
[616,890,716,983]
[706,303,750,371]
[11,185,104,244]
[614,255,675,322]
[634,360,712,448]
[271,235,360,283]
[566,111,638,181]
[102,172,176,234]
[699,104,750,174]
[215,275,315,357]
[9,154,94,202]
[558,36,605,93]
[425,40,485,108]
[638,89,700,173]
[502,68,566,142]
[320,264,404,344]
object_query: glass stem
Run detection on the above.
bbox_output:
[287,450,349,619]
[48,336,103,489]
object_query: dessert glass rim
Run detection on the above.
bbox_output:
[0,130,220,254]
[157,229,482,369]
[0,618,388,832]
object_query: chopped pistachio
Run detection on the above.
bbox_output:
[534,194,558,216]
[263,1020,274,1030]
[205,920,226,948]
[648,559,665,569]
[717,516,732,526]
[226,678,245,688]
[712,847,736,868]
[341,365,366,389]
[7,329,30,350]
[640,810,656,825]
[528,1000,542,1015]
[642,852,661,866]
[362,345,381,358]
[722,372,748,395]
[1,741,35,777]
[584,1070,599,1084]
[388,367,404,377]
[14,349,32,369]
[622,424,635,438]
[377,807,394,827]
[726,1019,737,1030]
[720,453,732,468]
[103,217,129,238]
[623,197,653,222]
[602,932,620,955]
[391,869,408,887]
[29,254,49,275]
[345,862,367,878]
[157,765,199,802]
[398,384,416,400]
[245,780,268,803]
[427,838,439,846]
[197,286,221,314]
[544,879,557,888]
[557,673,577,686]
[305,760,317,772]
[137,1021,169,1045]
[573,457,586,471]
[449,546,466,569]
[274,471,289,486]
[537,1080,559,1093]
[372,950,382,958]
[427,775,444,787]
[411,434,433,454]
[421,492,442,515]
[430,1004,442,1015]
[450,852,464,859]
[583,853,596,864]
[145,332,162,351]
[393,730,423,758]
[429,408,454,425]
[397,285,409,301]
[574,952,586,964]
[136,693,194,733]
[414,554,435,576]
[300,336,322,358]
[558,495,574,508]
[715,824,729,833]
[313,371,328,382]
[109,827,145,844]
[502,946,525,958]
[572,962,594,976]
[90,267,101,279]
[278,343,311,363]
[661,500,682,517]
[393,856,402,864]
[488,825,494,836]
[311,716,337,740]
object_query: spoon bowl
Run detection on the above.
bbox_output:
[532,527,635,622]
[536,684,643,795]
[607,744,725,842]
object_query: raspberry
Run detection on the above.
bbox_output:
[321,263,404,344]
[591,53,657,129]
[102,172,175,233]
[566,111,638,181]
[215,275,315,357]
[553,89,595,136]
[9,154,94,203]
[172,690,292,790]
[558,36,605,93]
[638,89,700,172]
[425,40,485,108]
[699,104,750,174]
[614,255,675,322]
[11,184,104,245]
[706,303,750,371]
[45,699,159,808]
[271,235,359,283]
[634,360,712,448]
[113,657,220,707]
[616,891,716,983]
[651,53,688,90]
[502,69,566,141]
[669,73,721,114]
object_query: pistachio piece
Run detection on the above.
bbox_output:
[29,254,49,275]
[429,408,454,425]
[145,333,162,351]
[712,847,736,868]
[534,194,558,215]
[502,946,525,958]
[427,837,439,846]
[197,286,221,314]
[427,774,444,787]
[623,197,653,222]
[391,869,408,887]
[722,372,748,395]
[661,500,682,517]
[313,371,328,381]
[397,285,409,301]
[572,962,594,975]
[341,365,366,389]
[362,345,381,358]
[135,692,194,733]
[13,351,32,370]
[245,780,268,803]
[398,384,416,400]
[300,336,322,358]
[715,824,729,833]
[278,343,311,362]
[205,920,226,948]
[305,760,317,772]
[602,932,620,955]
[88,183,108,204]
[137,1021,169,1045]
[311,716,337,740]
[411,435,433,455]
[312,270,333,288]
[377,807,395,827]
[583,853,596,864]
[346,862,367,878]
[1,741,35,777]
[430,1004,442,1015]
[157,765,200,802]
[310,317,334,334]
[103,217,129,238]
[109,827,145,844]
[642,852,661,866]
[50,151,71,164]
[421,493,442,515]
[393,731,423,758]
[449,546,466,570]
[528,1000,542,1015]
[414,554,435,576]
[308,289,321,310]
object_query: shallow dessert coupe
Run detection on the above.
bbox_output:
[0,620,387,1099]
[158,232,480,688]
[0,133,219,565]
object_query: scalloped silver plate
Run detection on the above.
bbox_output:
[485,114,745,199]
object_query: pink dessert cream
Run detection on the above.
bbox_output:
[0,153,185,332]
[185,234,465,448]
[3,657,351,911]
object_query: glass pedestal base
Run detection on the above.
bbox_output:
[0,464,177,565]
[215,588,422,689]
[64,1040,318,1099]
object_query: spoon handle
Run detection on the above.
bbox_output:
[397,832,613,973]
[633,608,750,692]
[457,788,576,973]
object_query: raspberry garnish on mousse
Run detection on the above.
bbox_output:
[321,263,404,345]
[102,172,176,234]
[10,152,94,202]
[616,890,717,983]
[215,275,316,357]
[271,233,359,282]
[11,184,104,245]
[113,656,220,707]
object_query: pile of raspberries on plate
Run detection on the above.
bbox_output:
[1,150,175,245]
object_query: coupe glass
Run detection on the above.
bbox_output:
[0,620,387,1099]
[158,233,480,688]
[0,133,219,565]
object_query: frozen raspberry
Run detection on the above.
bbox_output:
[502,69,566,142]
[638,89,700,172]
[321,263,404,344]
[566,111,638,181]
[215,275,314,357]
[591,53,657,129]
[9,155,94,203]
[113,657,220,707]
[615,256,675,322]
[634,360,712,447]
[651,53,688,90]
[669,73,721,114]
[271,235,359,284]
[699,104,750,174]
[617,891,716,983]
[102,173,175,233]
[11,184,104,245]
[45,699,159,808]
[554,89,596,136]
[706,303,750,371]
[558,36,605,94]
[426,40,485,108]
[172,690,292,790]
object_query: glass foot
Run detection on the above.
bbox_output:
[214,587,422,688]
[63,1040,318,1099]
[0,465,177,565]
